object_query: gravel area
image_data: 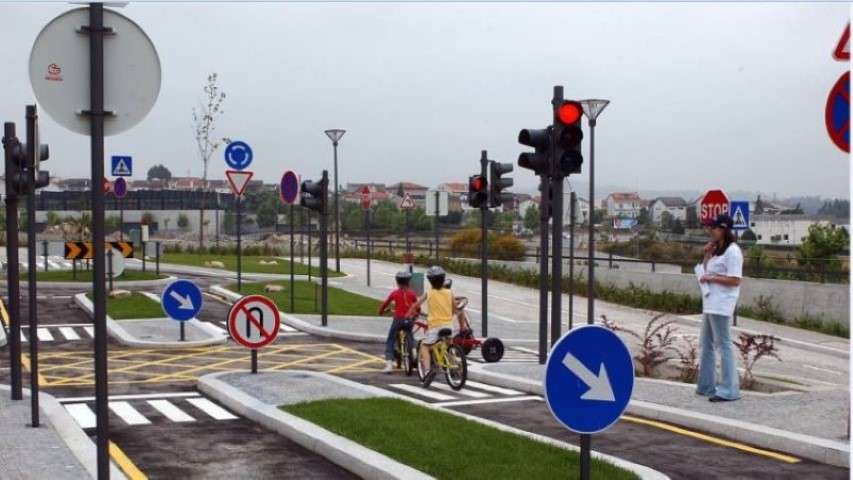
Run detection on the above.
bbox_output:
[217,371,377,406]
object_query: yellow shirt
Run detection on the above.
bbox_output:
[426,289,453,329]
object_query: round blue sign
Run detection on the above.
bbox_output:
[113,177,128,199]
[280,171,300,204]
[544,325,634,434]
[161,279,203,322]
[825,71,849,154]
[224,140,253,170]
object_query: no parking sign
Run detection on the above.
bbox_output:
[825,71,849,154]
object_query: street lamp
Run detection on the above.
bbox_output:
[324,128,346,273]
[578,99,609,327]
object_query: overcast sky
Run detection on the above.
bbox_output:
[1,2,849,198]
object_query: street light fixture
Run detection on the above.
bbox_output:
[324,128,346,273]
[578,99,609,327]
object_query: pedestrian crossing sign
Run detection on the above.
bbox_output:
[111,156,133,177]
[729,201,750,231]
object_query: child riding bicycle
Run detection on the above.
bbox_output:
[406,266,457,381]
[378,271,418,373]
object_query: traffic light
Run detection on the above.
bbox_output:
[29,143,50,190]
[488,161,514,208]
[300,175,328,213]
[3,134,28,195]
[553,100,584,176]
[517,127,550,176]
[467,174,488,208]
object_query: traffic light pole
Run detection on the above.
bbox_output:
[433,190,440,263]
[320,170,329,327]
[290,204,295,313]
[480,151,488,338]
[333,142,340,273]
[568,191,576,330]
[365,208,371,287]
[537,176,550,365]
[587,118,597,327]
[550,87,564,348]
[25,105,40,427]
[3,123,23,401]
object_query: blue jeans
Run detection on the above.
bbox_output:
[385,318,413,361]
[696,313,741,400]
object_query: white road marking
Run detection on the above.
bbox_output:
[37,328,54,342]
[109,401,152,426]
[803,364,843,376]
[59,327,80,340]
[83,326,95,338]
[464,380,523,396]
[65,403,97,429]
[57,392,201,403]
[430,383,490,398]
[434,395,543,408]
[147,400,195,422]
[187,398,238,420]
[20,331,27,343]
[388,383,455,401]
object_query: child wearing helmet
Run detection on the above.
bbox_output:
[406,266,457,377]
[378,271,418,373]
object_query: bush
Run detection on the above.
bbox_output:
[177,213,190,230]
[448,229,525,261]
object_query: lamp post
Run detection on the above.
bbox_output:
[324,129,346,273]
[578,99,609,327]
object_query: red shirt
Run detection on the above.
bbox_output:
[379,288,418,318]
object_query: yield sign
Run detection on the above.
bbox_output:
[834,23,850,61]
[226,170,254,197]
[400,193,415,210]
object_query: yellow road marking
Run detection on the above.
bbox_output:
[620,415,801,464]
[0,298,9,327]
[20,355,47,386]
[109,441,147,480]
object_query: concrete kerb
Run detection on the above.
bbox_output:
[466,363,851,468]
[199,370,668,480]
[0,385,126,480]
[198,372,433,480]
[73,292,227,348]
[126,258,355,282]
[209,285,387,343]
[0,274,176,291]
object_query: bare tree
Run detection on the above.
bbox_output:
[192,73,227,247]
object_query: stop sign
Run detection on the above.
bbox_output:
[360,185,372,211]
[700,189,729,225]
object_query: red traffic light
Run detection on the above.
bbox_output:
[469,175,486,192]
[557,101,583,125]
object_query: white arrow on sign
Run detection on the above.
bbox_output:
[562,352,616,402]
[169,291,195,310]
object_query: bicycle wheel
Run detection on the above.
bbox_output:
[415,340,428,382]
[400,332,414,376]
[444,344,468,391]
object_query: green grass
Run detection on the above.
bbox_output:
[283,398,638,480]
[161,253,344,277]
[85,292,163,320]
[37,270,165,282]
[226,280,382,316]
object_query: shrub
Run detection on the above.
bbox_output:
[448,229,525,261]
[732,333,781,389]
[177,213,190,230]
[676,336,699,383]
[602,313,679,377]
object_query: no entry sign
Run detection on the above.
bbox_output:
[700,189,729,225]
[228,295,281,349]
[825,71,849,154]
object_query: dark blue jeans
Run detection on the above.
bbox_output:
[385,318,414,361]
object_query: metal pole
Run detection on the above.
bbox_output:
[587,118,596,326]
[299,207,305,263]
[480,151,488,338]
[3,122,23,401]
[365,208,371,287]
[538,176,550,365]
[141,240,145,272]
[551,175,563,348]
[43,239,48,272]
[86,5,110,477]
[290,204,295,313]
[569,192,576,330]
[107,248,113,292]
[155,241,160,275]
[251,350,258,374]
[405,209,411,253]
[333,142,340,273]
[25,105,40,427]
[321,170,329,327]
[580,433,591,480]
[434,190,439,263]
[236,194,242,291]
[119,198,123,242]
[307,210,312,282]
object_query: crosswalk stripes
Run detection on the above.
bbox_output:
[468,346,540,364]
[61,394,238,429]
[17,324,93,343]
[386,381,542,408]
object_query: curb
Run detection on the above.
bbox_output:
[209,285,387,343]
[126,259,354,281]
[73,293,227,348]
[466,364,850,468]
[0,385,126,480]
[198,372,433,480]
[199,371,668,480]
[0,275,176,290]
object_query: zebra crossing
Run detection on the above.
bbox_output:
[386,380,542,407]
[58,392,238,429]
[468,346,540,364]
[17,323,94,343]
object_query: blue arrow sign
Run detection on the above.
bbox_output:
[161,279,203,322]
[224,141,253,170]
[111,156,132,177]
[729,201,750,231]
[544,325,634,434]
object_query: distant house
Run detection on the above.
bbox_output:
[438,182,469,212]
[650,197,687,224]
[605,192,642,219]
[750,214,845,246]
[345,183,386,194]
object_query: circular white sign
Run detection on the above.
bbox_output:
[29,7,161,136]
[108,247,125,278]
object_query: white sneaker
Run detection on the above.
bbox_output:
[382,361,393,374]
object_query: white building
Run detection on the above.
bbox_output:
[750,214,846,246]
[605,192,642,219]
[650,197,687,224]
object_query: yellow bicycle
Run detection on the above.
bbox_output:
[414,320,467,390]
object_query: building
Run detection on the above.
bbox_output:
[650,197,687,224]
[605,192,642,219]
[749,214,846,246]
[438,182,468,212]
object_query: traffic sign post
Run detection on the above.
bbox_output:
[280,170,300,313]
[825,71,849,154]
[225,167,254,291]
[400,193,415,254]
[161,279,203,342]
[111,155,132,176]
[700,189,730,225]
[113,177,127,241]
[228,295,281,373]
[544,325,635,480]
[360,186,372,287]
[729,201,750,231]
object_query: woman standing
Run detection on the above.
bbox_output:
[697,213,743,402]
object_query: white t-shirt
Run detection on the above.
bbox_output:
[702,243,743,317]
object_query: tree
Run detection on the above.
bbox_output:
[147,164,172,181]
[192,73,227,248]
[46,211,61,226]
[256,201,278,228]
[637,207,651,226]
[797,223,848,270]
[685,205,699,229]
[671,218,685,235]
[660,211,674,231]
[178,213,190,230]
[523,204,539,232]
[818,199,850,218]
[754,195,765,215]
[105,215,121,231]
